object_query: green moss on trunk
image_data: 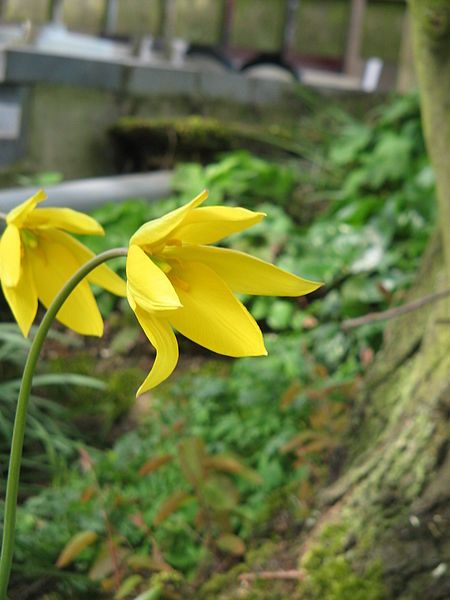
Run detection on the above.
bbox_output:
[300,524,386,600]
[296,233,450,599]
[409,0,450,281]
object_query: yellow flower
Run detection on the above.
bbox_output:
[0,190,126,337]
[127,190,321,396]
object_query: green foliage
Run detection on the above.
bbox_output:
[0,324,105,494]
[5,92,435,597]
[16,171,63,187]
[87,93,434,357]
[172,150,297,208]
[9,334,349,595]
[47,353,141,442]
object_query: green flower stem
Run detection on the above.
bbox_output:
[0,247,128,599]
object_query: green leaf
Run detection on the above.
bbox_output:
[115,575,143,600]
[267,300,295,331]
[216,534,246,556]
[56,530,98,568]
[177,437,205,485]
[153,491,192,526]
[134,586,163,600]
[201,476,239,511]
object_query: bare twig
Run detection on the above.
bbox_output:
[239,570,304,582]
[341,288,450,331]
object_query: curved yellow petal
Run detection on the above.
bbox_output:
[30,233,103,336]
[172,206,265,245]
[130,190,208,249]
[127,284,137,311]
[127,245,181,312]
[7,190,47,226]
[166,245,322,296]
[47,229,126,297]
[165,261,267,357]
[134,307,179,395]
[0,224,22,287]
[1,250,38,337]
[24,207,104,235]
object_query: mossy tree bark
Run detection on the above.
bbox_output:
[409,0,450,282]
[295,235,450,599]
[289,3,450,598]
[288,3,450,598]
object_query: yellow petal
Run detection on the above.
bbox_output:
[0,224,22,287]
[24,207,104,235]
[130,190,208,249]
[30,232,103,336]
[127,284,137,311]
[166,245,322,296]
[48,229,126,297]
[1,250,38,336]
[171,206,265,245]
[127,245,181,312]
[164,261,267,357]
[134,307,179,395]
[7,189,47,226]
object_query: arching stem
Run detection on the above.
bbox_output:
[0,247,128,599]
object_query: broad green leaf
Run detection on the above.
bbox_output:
[267,300,295,331]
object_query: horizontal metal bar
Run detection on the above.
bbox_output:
[0,171,172,213]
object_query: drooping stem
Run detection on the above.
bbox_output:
[0,247,128,599]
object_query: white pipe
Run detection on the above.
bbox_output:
[0,171,172,213]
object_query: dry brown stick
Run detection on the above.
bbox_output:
[341,287,450,331]
[239,570,304,582]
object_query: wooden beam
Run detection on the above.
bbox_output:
[48,0,64,25]
[101,0,118,35]
[0,0,8,21]
[397,10,415,91]
[344,0,367,76]
[281,0,300,56]
[219,0,235,50]
[158,0,176,58]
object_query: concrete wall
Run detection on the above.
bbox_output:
[25,84,121,178]
[0,47,307,179]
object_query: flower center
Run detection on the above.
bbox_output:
[166,238,182,247]
[21,230,38,248]
[169,274,190,292]
[147,246,191,292]
[150,256,172,274]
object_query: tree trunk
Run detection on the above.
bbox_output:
[289,2,450,597]
[296,233,450,599]
[409,0,450,282]
[291,2,450,597]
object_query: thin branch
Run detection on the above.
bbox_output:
[239,570,304,582]
[341,287,450,331]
